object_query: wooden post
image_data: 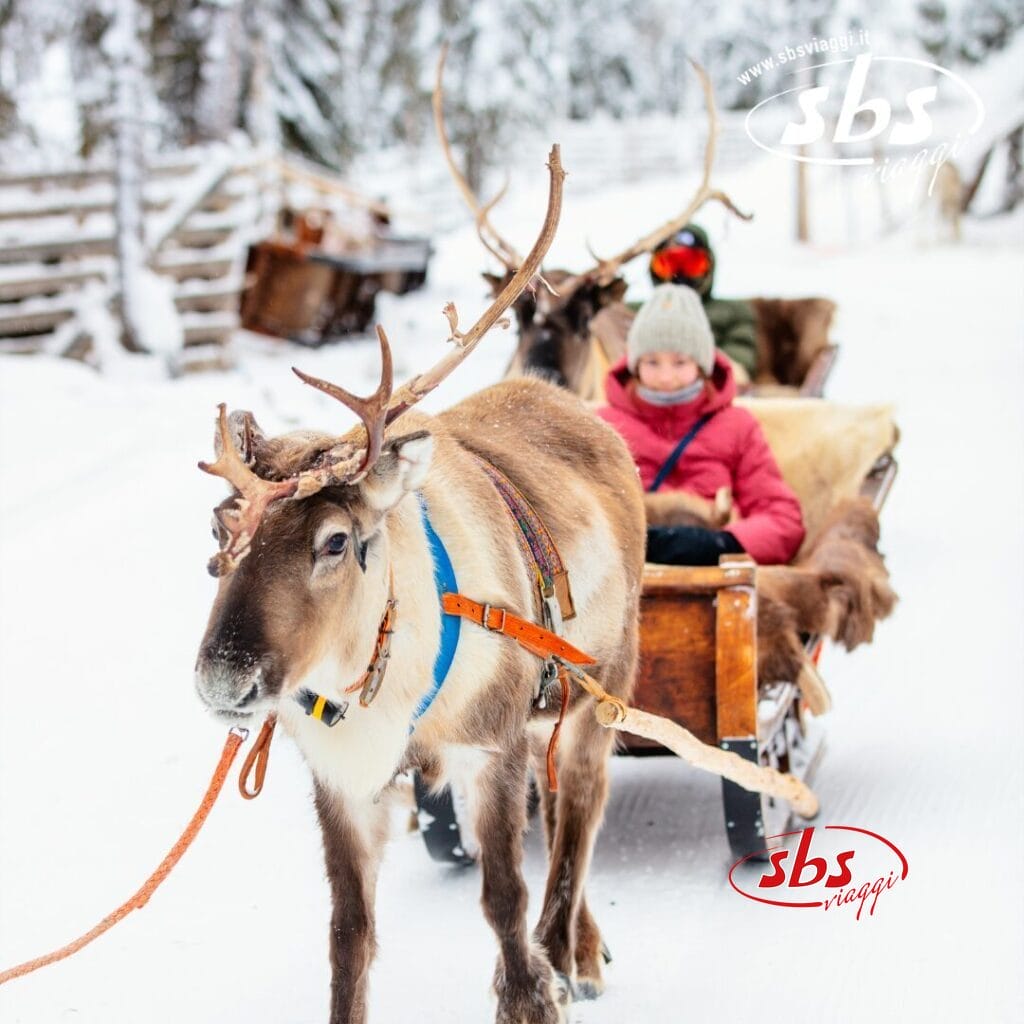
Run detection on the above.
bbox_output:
[714,557,758,742]
[796,152,810,243]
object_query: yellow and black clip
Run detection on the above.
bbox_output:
[296,689,348,727]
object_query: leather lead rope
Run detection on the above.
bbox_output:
[0,727,250,987]
[239,715,277,800]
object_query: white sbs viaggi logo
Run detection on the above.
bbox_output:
[744,52,985,195]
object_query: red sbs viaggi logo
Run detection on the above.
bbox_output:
[729,826,909,921]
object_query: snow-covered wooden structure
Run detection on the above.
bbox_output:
[0,145,265,366]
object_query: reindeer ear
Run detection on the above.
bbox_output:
[481,271,514,297]
[215,410,267,466]
[361,430,434,511]
[598,277,628,306]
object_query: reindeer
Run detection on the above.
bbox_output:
[434,52,748,401]
[193,147,647,1024]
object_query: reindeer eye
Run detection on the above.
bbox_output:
[322,532,348,557]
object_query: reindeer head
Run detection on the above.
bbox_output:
[193,145,565,722]
[193,335,436,720]
[481,269,626,388]
[195,429,434,720]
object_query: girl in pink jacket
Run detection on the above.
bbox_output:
[597,283,805,565]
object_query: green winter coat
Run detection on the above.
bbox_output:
[702,297,758,379]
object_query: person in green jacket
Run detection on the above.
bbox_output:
[628,224,759,383]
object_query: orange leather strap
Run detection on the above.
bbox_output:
[344,565,397,706]
[239,714,276,800]
[545,668,572,792]
[440,594,596,666]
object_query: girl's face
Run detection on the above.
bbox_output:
[636,351,701,392]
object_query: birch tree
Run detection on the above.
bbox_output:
[111,0,148,353]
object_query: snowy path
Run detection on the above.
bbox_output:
[1,157,1022,1023]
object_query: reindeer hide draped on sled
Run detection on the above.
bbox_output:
[756,497,898,686]
[748,296,836,389]
[737,397,898,550]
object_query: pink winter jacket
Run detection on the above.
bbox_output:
[597,353,806,564]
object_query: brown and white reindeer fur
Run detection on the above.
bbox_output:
[195,377,645,1024]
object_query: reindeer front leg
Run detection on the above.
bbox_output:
[313,781,389,1024]
[476,736,569,1024]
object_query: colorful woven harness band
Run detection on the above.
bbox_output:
[471,455,576,623]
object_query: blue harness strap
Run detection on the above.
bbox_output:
[410,494,461,728]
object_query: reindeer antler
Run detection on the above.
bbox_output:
[382,145,564,421]
[290,324,394,480]
[201,143,566,574]
[560,60,751,292]
[432,43,523,273]
[199,404,300,575]
[297,144,565,439]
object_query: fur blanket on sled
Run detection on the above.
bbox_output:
[749,296,836,388]
[757,497,897,690]
[738,397,898,552]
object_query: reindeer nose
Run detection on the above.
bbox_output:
[194,655,265,713]
[237,682,260,708]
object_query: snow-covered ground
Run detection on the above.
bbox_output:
[1,148,1022,1024]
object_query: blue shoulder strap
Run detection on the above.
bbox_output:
[410,494,461,728]
[648,413,713,493]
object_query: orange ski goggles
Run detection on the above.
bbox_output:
[650,245,712,282]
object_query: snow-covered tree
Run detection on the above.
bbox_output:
[1,0,1021,187]
[957,0,1024,63]
[239,0,354,166]
[112,0,148,352]
[917,0,953,64]
[419,0,557,192]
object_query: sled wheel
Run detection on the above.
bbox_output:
[721,687,824,861]
[413,772,477,866]
[413,774,540,866]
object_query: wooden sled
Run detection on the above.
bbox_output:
[624,400,898,859]
[240,211,432,345]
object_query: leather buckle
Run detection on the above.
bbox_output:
[480,603,507,632]
[542,592,563,636]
